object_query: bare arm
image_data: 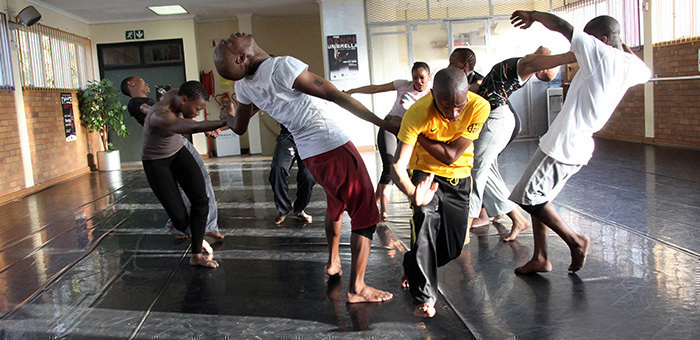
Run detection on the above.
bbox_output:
[220,101,257,136]
[292,69,398,134]
[416,135,473,165]
[391,141,437,206]
[149,105,227,134]
[139,103,152,115]
[511,10,574,42]
[517,52,576,80]
[345,82,395,95]
[621,43,645,62]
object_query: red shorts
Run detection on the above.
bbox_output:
[303,141,380,230]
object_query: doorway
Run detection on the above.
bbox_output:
[97,39,186,163]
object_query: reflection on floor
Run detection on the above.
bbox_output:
[0,138,698,339]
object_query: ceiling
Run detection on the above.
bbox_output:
[27,0,321,24]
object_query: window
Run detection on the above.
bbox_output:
[0,13,14,90]
[652,0,700,43]
[557,0,643,47]
[15,24,93,90]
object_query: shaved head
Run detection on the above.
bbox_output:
[584,15,622,49]
[433,67,468,98]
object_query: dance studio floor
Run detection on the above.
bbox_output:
[0,138,698,339]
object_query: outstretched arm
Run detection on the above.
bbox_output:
[511,10,574,42]
[149,105,227,134]
[416,134,473,165]
[292,69,399,135]
[345,82,395,95]
[518,51,576,80]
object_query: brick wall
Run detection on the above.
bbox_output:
[0,91,101,203]
[0,91,23,196]
[596,42,700,149]
[652,41,700,149]
[24,91,99,184]
[596,48,646,143]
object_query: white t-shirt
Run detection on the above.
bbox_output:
[234,56,349,160]
[539,29,651,165]
[387,79,431,118]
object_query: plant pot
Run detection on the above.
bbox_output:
[97,150,121,171]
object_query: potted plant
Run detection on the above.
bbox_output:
[79,79,129,171]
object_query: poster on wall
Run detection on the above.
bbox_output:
[327,34,358,80]
[60,93,76,142]
[155,85,171,101]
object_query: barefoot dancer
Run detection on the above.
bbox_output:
[470,46,576,241]
[391,68,490,317]
[122,76,225,240]
[508,11,650,274]
[345,62,432,222]
[214,32,395,303]
[142,81,227,268]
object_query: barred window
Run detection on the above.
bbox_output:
[15,23,93,91]
[0,13,15,90]
[557,0,643,47]
[652,0,700,43]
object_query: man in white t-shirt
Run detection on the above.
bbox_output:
[214,33,397,303]
[508,11,651,274]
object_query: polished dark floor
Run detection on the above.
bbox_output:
[1,138,699,339]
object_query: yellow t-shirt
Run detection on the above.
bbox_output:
[397,92,490,178]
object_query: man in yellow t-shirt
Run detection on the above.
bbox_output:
[391,67,490,318]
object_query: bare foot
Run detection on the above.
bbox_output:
[471,208,489,228]
[326,259,342,277]
[275,214,287,225]
[202,240,213,254]
[190,254,219,268]
[413,303,436,318]
[204,230,225,240]
[400,273,409,290]
[381,212,389,222]
[296,211,312,223]
[503,220,531,242]
[347,285,393,303]
[515,258,552,274]
[165,221,190,240]
[568,235,590,272]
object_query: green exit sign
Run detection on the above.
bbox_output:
[125,30,145,40]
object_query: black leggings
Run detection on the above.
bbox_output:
[377,128,398,185]
[143,147,209,254]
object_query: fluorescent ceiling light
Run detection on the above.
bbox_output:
[148,5,188,15]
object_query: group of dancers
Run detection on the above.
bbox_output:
[123,10,651,318]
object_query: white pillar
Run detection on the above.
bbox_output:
[9,29,34,187]
[643,0,654,140]
[317,0,375,148]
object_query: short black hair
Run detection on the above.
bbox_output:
[583,15,620,39]
[412,61,430,74]
[120,76,137,97]
[178,81,209,101]
[450,48,477,71]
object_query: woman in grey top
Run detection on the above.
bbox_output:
[142,81,227,268]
